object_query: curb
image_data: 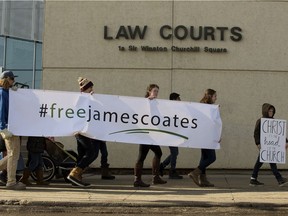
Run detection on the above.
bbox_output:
[2,199,288,208]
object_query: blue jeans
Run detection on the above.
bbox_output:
[198,149,216,174]
[76,135,100,169]
[28,152,43,171]
[99,141,109,168]
[17,153,25,171]
[251,155,282,181]
[161,146,179,170]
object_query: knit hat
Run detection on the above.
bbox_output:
[78,77,94,92]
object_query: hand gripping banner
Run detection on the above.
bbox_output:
[8,89,222,149]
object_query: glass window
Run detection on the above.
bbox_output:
[13,69,42,89]
[34,69,42,89]
[0,36,4,67]
[6,38,33,70]
[36,42,42,70]
[13,70,33,89]
[4,38,42,89]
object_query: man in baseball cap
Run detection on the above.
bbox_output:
[0,70,25,190]
[0,70,18,79]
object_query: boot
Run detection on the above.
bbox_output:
[188,168,202,187]
[101,165,115,180]
[133,162,150,187]
[35,169,50,186]
[200,174,214,187]
[67,167,90,187]
[71,167,91,187]
[169,169,183,179]
[152,157,167,185]
[19,168,33,186]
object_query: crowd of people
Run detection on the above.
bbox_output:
[0,70,287,190]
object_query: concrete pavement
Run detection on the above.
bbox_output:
[1,170,288,208]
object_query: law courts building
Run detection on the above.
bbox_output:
[2,0,288,170]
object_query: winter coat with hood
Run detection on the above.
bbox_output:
[253,103,275,145]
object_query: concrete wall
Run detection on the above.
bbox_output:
[43,0,288,169]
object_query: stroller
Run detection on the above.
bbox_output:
[11,83,77,182]
[30,138,77,182]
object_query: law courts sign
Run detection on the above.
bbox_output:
[104,24,243,54]
[44,1,288,71]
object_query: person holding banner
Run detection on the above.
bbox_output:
[133,84,167,187]
[67,77,100,187]
[188,89,218,187]
[159,92,183,179]
[67,77,115,187]
[250,103,288,187]
[0,70,26,190]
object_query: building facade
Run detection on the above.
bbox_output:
[7,0,288,169]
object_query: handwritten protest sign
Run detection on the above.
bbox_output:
[260,118,286,164]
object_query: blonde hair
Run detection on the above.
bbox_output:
[0,78,12,89]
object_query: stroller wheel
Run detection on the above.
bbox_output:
[31,155,56,182]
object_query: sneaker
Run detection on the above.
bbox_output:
[6,182,26,190]
[249,179,264,186]
[169,170,183,179]
[152,175,167,185]
[133,180,150,187]
[278,178,288,187]
[71,182,91,188]
[67,175,91,187]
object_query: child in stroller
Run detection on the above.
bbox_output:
[20,137,77,184]
[20,136,49,185]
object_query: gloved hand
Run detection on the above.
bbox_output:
[0,128,13,139]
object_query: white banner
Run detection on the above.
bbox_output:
[260,118,286,164]
[8,89,222,149]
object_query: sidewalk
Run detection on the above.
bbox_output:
[1,170,288,208]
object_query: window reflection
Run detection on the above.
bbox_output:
[6,38,33,69]
[1,37,42,89]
